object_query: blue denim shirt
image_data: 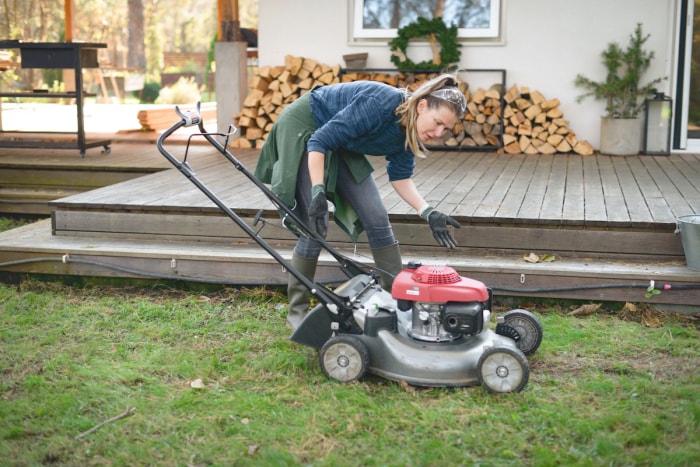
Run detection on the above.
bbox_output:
[308,81,415,181]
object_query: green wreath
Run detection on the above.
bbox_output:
[389,17,461,70]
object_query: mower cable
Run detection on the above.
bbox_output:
[1,255,698,292]
[492,282,700,293]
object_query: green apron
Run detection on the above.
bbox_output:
[254,92,375,242]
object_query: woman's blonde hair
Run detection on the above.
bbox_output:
[395,73,466,157]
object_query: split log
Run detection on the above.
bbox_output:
[138,106,217,132]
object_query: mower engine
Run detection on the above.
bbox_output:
[392,262,491,342]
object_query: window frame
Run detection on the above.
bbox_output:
[351,0,501,40]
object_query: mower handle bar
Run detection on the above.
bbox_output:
[156,103,375,317]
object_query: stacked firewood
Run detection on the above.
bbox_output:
[230,55,340,148]
[232,55,594,155]
[500,84,594,155]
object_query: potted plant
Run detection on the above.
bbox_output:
[574,23,666,155]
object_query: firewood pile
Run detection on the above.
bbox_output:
[500,85,593,155]
[232,55,594,155]
[230,55,341,148]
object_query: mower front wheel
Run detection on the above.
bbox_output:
[477,346,530,394]
[319,335,370,383]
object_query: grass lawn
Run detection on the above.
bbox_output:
[0,278,698,466]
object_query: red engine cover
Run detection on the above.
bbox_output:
[391,264,489,302]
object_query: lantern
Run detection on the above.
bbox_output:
[642,93,673,155]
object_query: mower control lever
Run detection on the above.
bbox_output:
[252,210,268,235]
[253,210,265,226]
[174,102,202,127]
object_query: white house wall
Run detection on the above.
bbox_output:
[258,0,677,149]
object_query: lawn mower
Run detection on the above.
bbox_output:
[156,103,544,394]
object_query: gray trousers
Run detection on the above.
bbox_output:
[293,151,396,258]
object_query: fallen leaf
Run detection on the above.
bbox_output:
[248,445,259,455]
[524,252,540,263]
[190,378,205,389]
[642,312,661,328]
[399,380,415,393]
[542,254,556,262]
[568,303,602,316]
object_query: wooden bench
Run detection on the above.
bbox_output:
[137,104,217,132]
[163,52,209,70]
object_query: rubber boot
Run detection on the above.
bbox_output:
[286,253,318,330]
[370,241,403,290]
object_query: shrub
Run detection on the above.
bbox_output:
[155,76,202,104]
[140,81,162,103]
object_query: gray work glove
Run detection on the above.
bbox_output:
[422,206,461,249]
[308,184,328,238]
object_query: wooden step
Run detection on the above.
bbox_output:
[49,208,685,261]
[0,186,85,215]
[1,219,698,309]
[0,167,151,188]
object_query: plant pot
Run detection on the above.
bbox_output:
[677,215,700,271]
[599,117,642,156]
[343,53,368,69]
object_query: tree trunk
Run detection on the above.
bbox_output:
[127,0,146,70]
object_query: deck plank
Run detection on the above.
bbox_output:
[625,156,675,225]
[415,152,473,215]
[612,157,654,227]
[562,155,585,224]
[640,156,696,219]
[496,154,537,222]
[581,155,607,226]
[440,152,488,216]
[453,154,509,219]
[515,154,553,223]
[472,154,523,221]
[539,154,568,223]
[597,155,630,224]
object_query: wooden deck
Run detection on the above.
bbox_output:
[0,134,698,309]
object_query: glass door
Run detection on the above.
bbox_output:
[688,1,699,142]
[674,0,698,150]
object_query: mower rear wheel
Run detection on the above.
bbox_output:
[502,309,543,356]
[319,335,370,383]
[477,346,530,394]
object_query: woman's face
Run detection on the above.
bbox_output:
[415,99,459,143]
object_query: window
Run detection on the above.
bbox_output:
[353,0,501,39]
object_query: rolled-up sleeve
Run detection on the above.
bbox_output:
[385,151,415,181]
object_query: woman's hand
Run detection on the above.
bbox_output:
[308,184,328,238]
[391,178,460,249]
[423,208,461,249]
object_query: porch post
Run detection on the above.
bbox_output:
[214,41,247,136]
[215,0,246,137]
